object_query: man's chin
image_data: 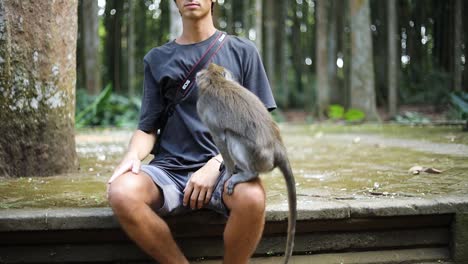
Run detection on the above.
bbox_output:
[182,11,210,20]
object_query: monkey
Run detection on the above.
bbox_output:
[195,63,296,264]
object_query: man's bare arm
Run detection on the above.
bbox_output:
[108,129,156,183]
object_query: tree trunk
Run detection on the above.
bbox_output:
[387,0,398,117]
[226,1,234,34]
[275,0,288,108]
[243,0,250,33]
[316,0,329,119]
[407,1,423,70]
[169,0,182,40]
[76,0,84,93]
[303,0,315,111]
[264,0,276,96]
[464,0,468,92]
[0,0,78,177]
[336,0,350,108]
[349,0,379,121]
[127,0,135,96]
[104,0,123,93]
[134,0,148,93]
[370,0,387,108]
[291,0,303,108]
[213,0,221,27]
[454,0,462,91]
[433,1,454,74]
[328,0,339,105]
[254,0,262,54]
[82,0,100,95]
[158,1,170,44]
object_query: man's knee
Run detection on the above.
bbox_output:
[107,172,156,211]
[224,180,266,214]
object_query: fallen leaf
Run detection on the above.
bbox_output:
[409,165,424,175]
[423,167,442,174]
[409,165,442,175]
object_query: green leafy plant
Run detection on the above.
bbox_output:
[75,84,141,128]
[76,84,113,126]
[449,92,468,118]
[448,92,468,131]
[327,104,366,123]
[271,108,286,123]
[395,111,431,125]
[344,109,366,122]
[328,105,345,120]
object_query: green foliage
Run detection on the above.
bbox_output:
[328,105,345,120]
[76,0,462,117]
[450,92,468,114]
[344,109,366,122]
[447,92,468,120]
[75,85,141,128]
[400,65,452,106]
[76,84,112,125]
[327,105,366,123]
[395,111,431,125]
[271,108,286,123]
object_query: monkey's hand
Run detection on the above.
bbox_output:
[183,158,221,210]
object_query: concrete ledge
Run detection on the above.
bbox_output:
[0,208,118,231]
[197,248,451,264]
[0,195,467,263]
[453,212,468,263]
[262,195,468,221]
[2,195,467,232]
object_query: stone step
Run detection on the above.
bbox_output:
[195,248,451,264]
[0,195,467,263]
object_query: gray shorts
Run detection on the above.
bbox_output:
[140,164,230,217]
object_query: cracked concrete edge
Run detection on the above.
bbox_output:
[0,195,467,231]
[346,196,468,218]
[266,194,468,220]
[0,207,118,231]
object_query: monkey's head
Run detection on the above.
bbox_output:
[196,63,234,92]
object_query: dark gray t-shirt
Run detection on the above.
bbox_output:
[138,31,276,173]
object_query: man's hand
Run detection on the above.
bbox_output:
[183,157,222,209]
[108,151,141,184]
[107,130,155,186]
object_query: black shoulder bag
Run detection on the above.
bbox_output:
[152,32,228,154]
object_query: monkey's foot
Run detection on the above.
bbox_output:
[226,181,234,195]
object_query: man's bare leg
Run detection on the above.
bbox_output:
[222,179,266,264]
[107,172,189,264]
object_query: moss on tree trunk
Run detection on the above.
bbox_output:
[0,0,78,177]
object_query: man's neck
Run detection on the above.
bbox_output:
[177,17,217,45]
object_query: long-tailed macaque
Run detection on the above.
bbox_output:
[196,63,296,263]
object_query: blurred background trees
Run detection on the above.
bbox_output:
[0,0,465,176]
[75,0,468,126]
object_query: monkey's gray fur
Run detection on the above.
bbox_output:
[196,63,296,264]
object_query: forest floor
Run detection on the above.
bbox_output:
[0,122,466,210]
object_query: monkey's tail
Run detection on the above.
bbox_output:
[276,147,297,264]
